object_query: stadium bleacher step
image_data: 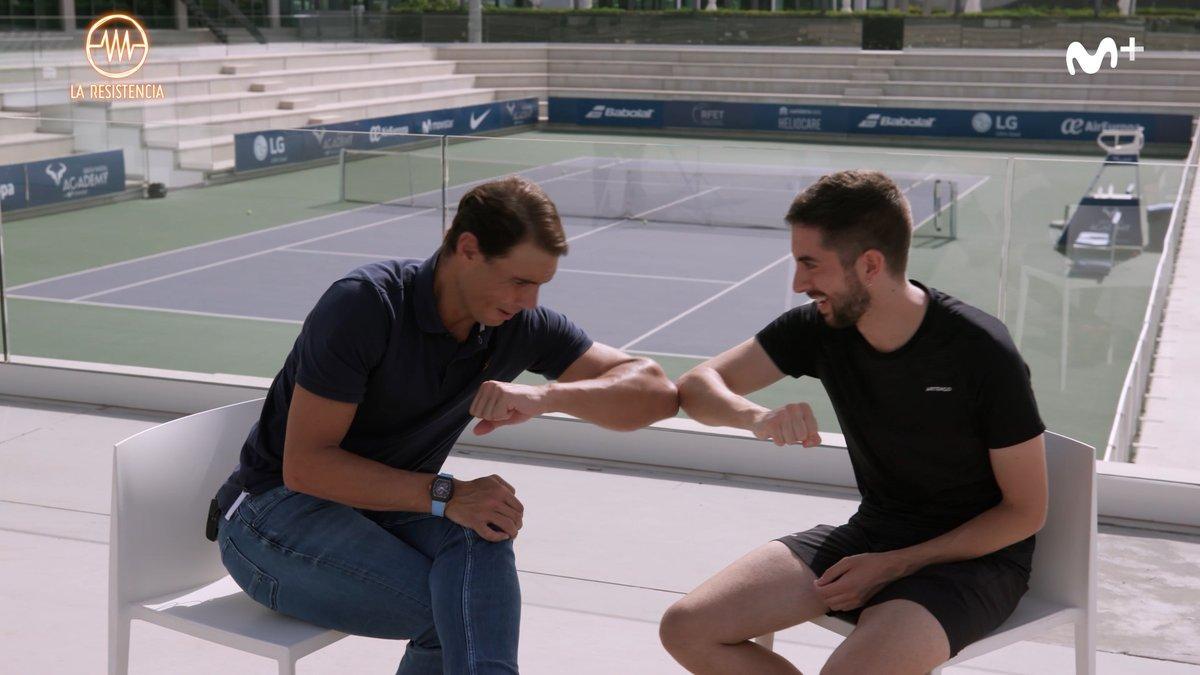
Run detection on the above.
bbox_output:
[277,97,314,110]
[0,113,40,134]
[219,63,261,75]
[307,114,343,125]
[850,71,890,82]
[843,86,885,97]
[248,80,286,92]
[0,131,74,165]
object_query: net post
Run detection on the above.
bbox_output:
[407,142,415,208]
[338,147,346,203]
[932,179,943,233]
[950,180,958,239]
[997,157,1016,321]
[441,135,448,235]
[0,196,10,363]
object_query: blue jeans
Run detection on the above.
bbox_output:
[217,484,521,674]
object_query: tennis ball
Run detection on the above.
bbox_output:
[245,209,253,215]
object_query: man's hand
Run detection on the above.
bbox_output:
[750,402,822,447]
[813,552,908,611]
[443,475,525,543]
[469,381,549,435]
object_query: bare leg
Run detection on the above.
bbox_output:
[660,541,829,675]
[820,599,950,675]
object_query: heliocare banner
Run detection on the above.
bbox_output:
[234,98,539,172]
[1,149,126,212]
[548,97,1193,146]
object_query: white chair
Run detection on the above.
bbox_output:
[755,431,1097,674]
[109,398,346,675]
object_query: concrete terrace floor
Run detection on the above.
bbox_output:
[2,394,1199,674]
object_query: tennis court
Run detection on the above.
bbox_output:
[0,129,1187,454]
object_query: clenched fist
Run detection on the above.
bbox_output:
[444,474,525,542]
[469,380,549,435]
[750,402,822,447]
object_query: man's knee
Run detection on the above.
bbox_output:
[659,596,713,653]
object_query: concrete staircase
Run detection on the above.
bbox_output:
[439,44,1200,116]
[0,43,501,186]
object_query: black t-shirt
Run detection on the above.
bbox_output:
[219,253,592,505]
[755,282,1045,571]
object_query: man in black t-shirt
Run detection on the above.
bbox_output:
[659,170,1048,675]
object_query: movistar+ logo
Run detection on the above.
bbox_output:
[1066,37,1144,75]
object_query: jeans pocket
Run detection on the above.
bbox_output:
[221,533,280,611]
[241,485,296,529]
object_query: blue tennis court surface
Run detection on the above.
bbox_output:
[9,156,984,359]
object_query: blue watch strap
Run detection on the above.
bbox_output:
[431,472,454,517]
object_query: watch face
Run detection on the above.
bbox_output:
[432,479,452,500]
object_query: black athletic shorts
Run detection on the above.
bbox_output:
[777,522,1029,656]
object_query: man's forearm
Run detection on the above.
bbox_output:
[541,358,678,431]
[284,444,435,512]
[889,501,1045,575]
[677,366,767,430]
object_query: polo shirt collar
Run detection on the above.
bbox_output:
[414,252,493,347]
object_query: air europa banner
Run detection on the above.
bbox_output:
[1,149,126,212]
[550,97,1192,146]
[0,162,27,212]
[234,98,539,172]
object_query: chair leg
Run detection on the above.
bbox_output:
[1075,618,1096,675]
[278,657,296,675]
[107,613,130,675]
[754,633,776,651]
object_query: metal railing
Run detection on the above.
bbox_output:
[1104,120,1200,462]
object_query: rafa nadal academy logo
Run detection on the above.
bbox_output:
[71,13,164,101]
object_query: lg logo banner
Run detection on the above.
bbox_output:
[1066,37,1144,75]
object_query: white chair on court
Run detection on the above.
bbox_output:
[754,431,1098,674]
[109,398,346,675]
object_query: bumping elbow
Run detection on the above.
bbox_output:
[1031,505,1049,535]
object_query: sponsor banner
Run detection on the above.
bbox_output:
[24,150,125,209]
[235,98,538,172]
[549,98,664,129]
[550,97,1191,146]
[0,162,27,212]
[664,101,755,130]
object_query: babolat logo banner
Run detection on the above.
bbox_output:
[851,109,939,133]
[0,162,27,212]
[549,98,663,128]
[549,97,1190,146]
[21,150,125,209]
[234,98,538,172]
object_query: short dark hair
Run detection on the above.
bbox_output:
[441,176,568,259]
[785,170,912,276]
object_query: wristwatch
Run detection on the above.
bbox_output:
[429,472,455,517]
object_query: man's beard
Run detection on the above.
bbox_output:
[821,272,871,328]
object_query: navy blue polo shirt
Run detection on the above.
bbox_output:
[218,252,592,504]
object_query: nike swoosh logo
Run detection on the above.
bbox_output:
[469,109,491,130]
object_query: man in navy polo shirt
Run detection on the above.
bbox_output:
[213,176,678,674]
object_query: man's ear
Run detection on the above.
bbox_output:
[457,232,480,261]
[860,249,886,286]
